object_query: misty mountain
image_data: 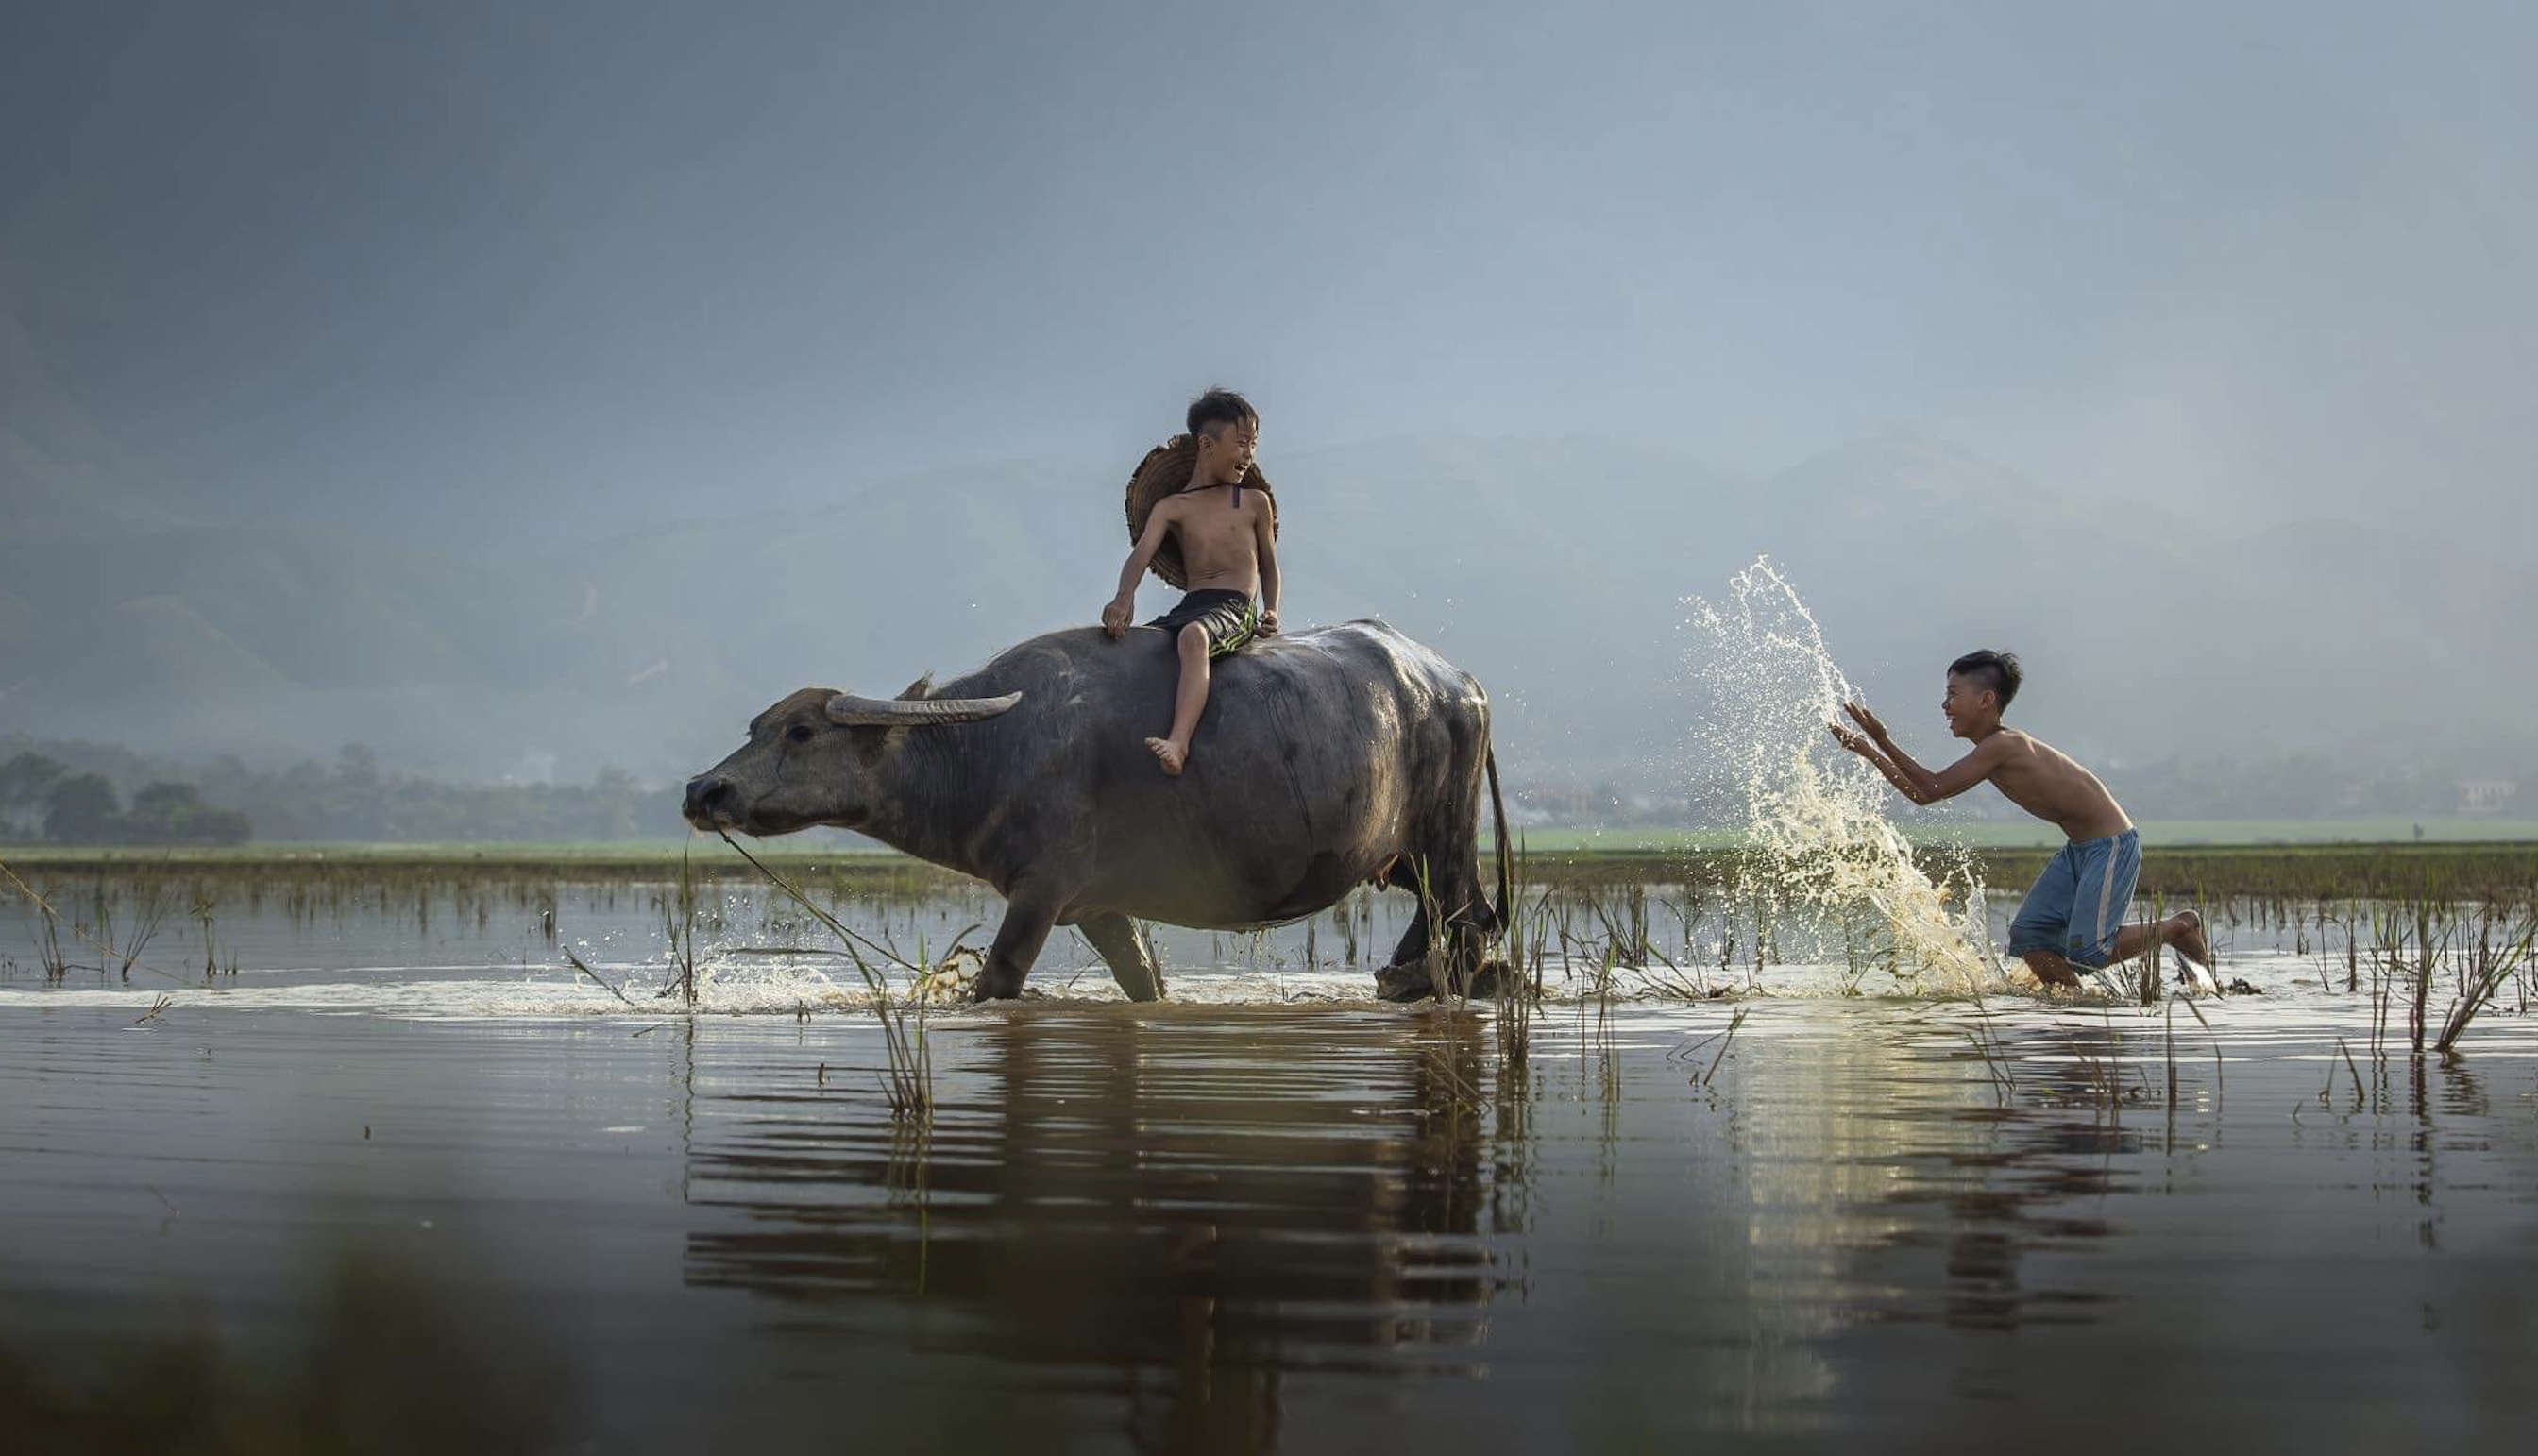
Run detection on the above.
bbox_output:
[4,415,2527,787]
[0,299,193,540]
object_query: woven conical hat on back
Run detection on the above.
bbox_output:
[1125,435,1276,590]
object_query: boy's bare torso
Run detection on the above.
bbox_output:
[1159,485,1267,595]
[1980,729,2132,841]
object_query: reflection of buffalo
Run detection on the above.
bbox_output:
[683,621,1509,1001]
[683,1007,1500,1449]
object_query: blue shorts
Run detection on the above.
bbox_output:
[2006,830,2141,969]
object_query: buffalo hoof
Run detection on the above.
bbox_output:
[1376,961,1432,1002]
[1374,959,1507,1003]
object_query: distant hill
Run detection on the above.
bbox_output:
[0,299,193,540]
[3,421,2530,789]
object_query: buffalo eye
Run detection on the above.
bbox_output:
[786,724,816,745]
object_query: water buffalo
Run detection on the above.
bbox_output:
[682,619,1508,1002]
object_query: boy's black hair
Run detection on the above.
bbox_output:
[1949,650,2022,711]
[1187,386,1258,439]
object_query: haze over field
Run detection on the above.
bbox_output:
[5,1,2531,795]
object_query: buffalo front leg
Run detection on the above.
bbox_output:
[974,892,1061,1001]
[1077,912,1166,1003]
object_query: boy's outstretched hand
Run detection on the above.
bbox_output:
[1841,701,1890,743]
[1101,594,1134,640]
[1827,720,1875,756]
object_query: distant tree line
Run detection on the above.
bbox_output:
[0,739,683,845]
[2,732,2530,847]
[0,753,254,845]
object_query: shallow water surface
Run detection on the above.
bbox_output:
[3,883,2535,1453]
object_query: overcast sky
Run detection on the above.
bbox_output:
[5,0,2530,543]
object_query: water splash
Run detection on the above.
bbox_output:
[1684,558,2003,993]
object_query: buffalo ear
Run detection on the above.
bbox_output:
[882,672,928,762]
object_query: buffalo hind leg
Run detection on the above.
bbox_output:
[1374,855,1497,1003]
[1078,912,1165,1003]
[973,892,1061,1001]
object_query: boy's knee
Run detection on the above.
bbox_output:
[1177,623,1210,653]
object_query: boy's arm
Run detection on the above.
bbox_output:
[1844,702,1938,781]
[1831,729,1933,804]
[1105,505,1174,639]
[1254,496,1281,635]
[1829,716,2005,805]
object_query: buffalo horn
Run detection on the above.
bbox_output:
[824,691,1022,727]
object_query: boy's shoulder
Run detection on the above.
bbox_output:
[1988,728,2074,769]
[1161,483,1270,515]
[1972,727,2031,764]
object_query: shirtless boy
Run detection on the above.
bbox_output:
[1101,388,1281,776]
[1828,650,2212,989]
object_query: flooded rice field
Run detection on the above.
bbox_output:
[4,870,2536,1453]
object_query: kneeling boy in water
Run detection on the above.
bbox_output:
[1101,387,1282,776]
[1828,650,2212,989]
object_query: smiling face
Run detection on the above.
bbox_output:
[1193,415,1259,486]
[1940,671,1999,740]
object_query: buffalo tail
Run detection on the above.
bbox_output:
[1484,745,1512,935]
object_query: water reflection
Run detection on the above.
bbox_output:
[678,1003,2245,1438]
[684,1006,1505,1446]
[8,937,2538,1451]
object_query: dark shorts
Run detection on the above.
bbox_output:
[1148,589,1259,659]
[2007,829,2142,968]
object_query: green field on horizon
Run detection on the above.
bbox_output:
[1499,818,2538,853]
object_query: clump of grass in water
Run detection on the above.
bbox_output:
[191,893,237,983]
[719,832,933,1121]
[2355,886,2538,1058]
[1491,838,1545,1131]
[32,894,71,984]
[1667,1006,1749,1089]
[93,880,174,984]
[0,862,75,989]
[3,859,174,987]
[663,850,702,1006]
[1963,979,2017,1105]
[2439,901,2537,1053]
[1684,557,2000,993]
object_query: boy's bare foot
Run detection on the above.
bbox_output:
[2166,909,2219,991]
[2170,909,2213,968]
[2021,950,2085,990]
[1145,736,1187,776]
